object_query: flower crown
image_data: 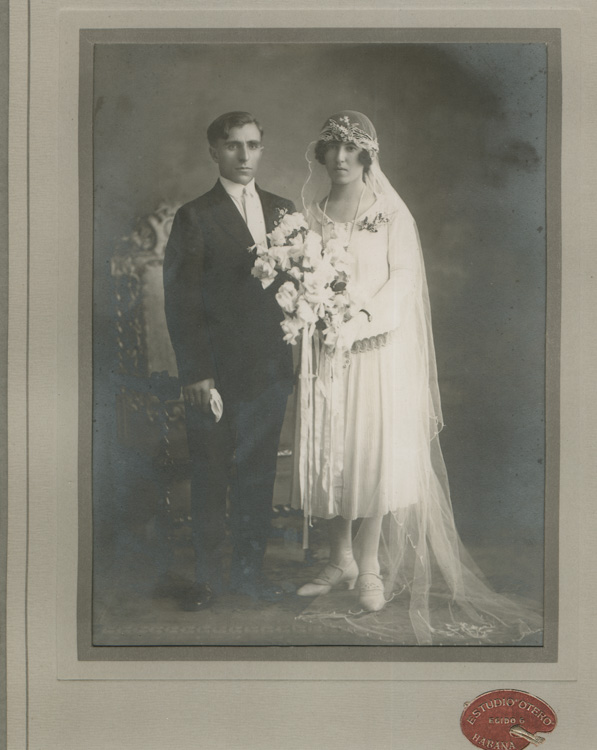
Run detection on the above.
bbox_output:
[319,115,380,155]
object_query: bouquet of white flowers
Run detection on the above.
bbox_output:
[250,209,358,349]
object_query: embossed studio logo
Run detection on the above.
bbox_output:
[460,690,557,749]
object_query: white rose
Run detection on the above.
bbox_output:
[285,235,307,263]
[253,240,271,258]
[280,316,304,345]
[251,256,278,288]
[275,281,299,314]
[313,257,336,286]
[304,270,334,293]
[293,212,309,230]
[296,298,319,326]
[270,245,292,272]
[280,211,308,234]
[301,271,321,296]
[269,227,287,246]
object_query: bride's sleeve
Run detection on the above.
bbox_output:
[358,207,421,336]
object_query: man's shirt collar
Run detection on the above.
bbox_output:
[219,176,257,198]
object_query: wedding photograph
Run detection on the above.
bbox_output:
[11,0,597,745]
[87,32,553,651]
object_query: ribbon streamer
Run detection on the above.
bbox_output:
[298,328,349,546]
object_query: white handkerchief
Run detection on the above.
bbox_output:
[209,388,223,422]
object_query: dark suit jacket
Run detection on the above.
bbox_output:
[163,180,296,401]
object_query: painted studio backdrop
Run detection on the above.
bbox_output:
[92,41,547,646]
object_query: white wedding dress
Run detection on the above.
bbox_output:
[301,196,427,521]
[293,195,544,646]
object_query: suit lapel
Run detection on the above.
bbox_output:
[206,180,255,248]
[204,180,286,247]
[257,186,281,234]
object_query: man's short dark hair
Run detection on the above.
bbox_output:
[207,111,264,146]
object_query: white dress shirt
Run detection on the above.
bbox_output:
[219,176,267,247]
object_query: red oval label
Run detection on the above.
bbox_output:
[460,689,557,749]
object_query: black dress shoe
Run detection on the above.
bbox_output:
[229,575,287,603]
[181,582,216,612]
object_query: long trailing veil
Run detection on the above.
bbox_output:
[293,111,543,645]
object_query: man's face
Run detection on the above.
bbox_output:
[210,123,264,185]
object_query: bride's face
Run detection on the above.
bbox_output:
[323,141,365,185]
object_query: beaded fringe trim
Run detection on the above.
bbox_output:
[351,328,398,354]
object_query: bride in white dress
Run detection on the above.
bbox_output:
[293,111,543,645]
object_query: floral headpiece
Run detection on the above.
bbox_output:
[319,114,380,155]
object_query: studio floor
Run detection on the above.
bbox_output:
[92,455,544,648]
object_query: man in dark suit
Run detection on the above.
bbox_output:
[163,112,295,609]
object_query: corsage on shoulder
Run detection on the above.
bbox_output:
[356,212,389,233]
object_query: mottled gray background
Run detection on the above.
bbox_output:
[93,43,546,591]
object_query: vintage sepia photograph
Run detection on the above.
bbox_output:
[88,32,554,651]
[9,0,597,745]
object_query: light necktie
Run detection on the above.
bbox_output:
[242,187,265,246]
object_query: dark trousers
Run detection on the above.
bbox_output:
[184,379,290,589]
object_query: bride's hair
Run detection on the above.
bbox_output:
[313,139,373,172]
[302,111,388,211]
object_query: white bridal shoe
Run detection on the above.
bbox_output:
[297,559,359,596]
[357,573,386,612]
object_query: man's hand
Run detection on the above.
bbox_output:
[183,378,215,414]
